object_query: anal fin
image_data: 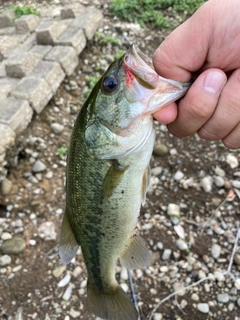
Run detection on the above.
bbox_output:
[120,233,151,269]
[59,212,79,265]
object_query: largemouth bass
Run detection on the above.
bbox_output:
[59,44,190,320]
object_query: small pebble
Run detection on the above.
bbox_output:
[45,171,53,179]
[173,282,185,296]
[38,221,57,241]
[62,283,75,301]
[72,266,82,278]
[12,265,22,272]
[11,219,23,228]
[29,213,37,220]
[58,273,71,287]
[217,293,229,303]
[237,297,240,307]
[234,278,240,290]
[176,239,188,251]
[32,160,47,173]
[226,153,239,169]
[160,266,168,273]
[69,308,80,318]
[53,265,66,278]
[29,239,36,246]
[162,249,172,260]
[191,293,199,301]
[153,313,162,320]
[173,170,184,181]
[214,176,225,187]
[215,166,225,177]
[1,237,26,254]
[1,178,12,195]
[0,254,11,266]
[167,203,180,217]
[157,242,163,250]
[51,123,64,134]
[197,303,209,313]
[80,279,87,288]
[120,268,128,281]
[214,227,225,235]
[120,282,129,292]
[153,143,168,156]
[211,243,221,259]
[1,232,12,240]
[201,176,212,192]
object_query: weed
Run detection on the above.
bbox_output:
[57,146,68,159]
[4,5,40,19]
[83,75,100,99]
[113,50,125,60]
[110,0,205,29]
[96,31,119,45]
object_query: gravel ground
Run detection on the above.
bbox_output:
[0,1,240,320]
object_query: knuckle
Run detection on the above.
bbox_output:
[198,126,220,141]
[185,99,214,122]
[222,135,240,150]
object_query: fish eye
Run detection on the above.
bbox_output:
[102,75,119,94]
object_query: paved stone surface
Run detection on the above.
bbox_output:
[45,45,78,76]
[5,51,41,78]
[11,76,53,113]
[36,20,68,45]
[15,14,40,34]
[0,98,33,133]
[29,60,65,94]
[0,4,103,183]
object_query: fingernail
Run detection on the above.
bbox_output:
[204,71,226,93]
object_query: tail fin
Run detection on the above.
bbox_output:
[87,282,138,320]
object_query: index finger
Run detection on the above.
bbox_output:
[152,2,211,81]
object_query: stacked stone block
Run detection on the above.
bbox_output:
[0,3,103,182]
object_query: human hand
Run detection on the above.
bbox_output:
[153,0,240,149]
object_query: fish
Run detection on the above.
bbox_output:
[59,44,191,320]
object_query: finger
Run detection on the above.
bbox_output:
[198,68,240,141]
[222,123,240,149]
[153,103,178,124]
[167,69,227,137]
[152,1,212,81]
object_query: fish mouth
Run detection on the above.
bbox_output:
[124,44,158,89]
[123,44,192,113]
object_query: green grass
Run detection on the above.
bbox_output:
[83,75,100,99]
[4,5,40,19]
[110,0,205,29]
[96,32,119,45]
[57,146,68,159]
[113,50,125,60]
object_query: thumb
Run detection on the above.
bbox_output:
[153,2,212,81]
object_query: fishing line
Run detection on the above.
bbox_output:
[127,269,141,320]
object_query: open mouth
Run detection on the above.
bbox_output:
[127,44,154,69]
[124,44,192,91]
[124,44,159,89]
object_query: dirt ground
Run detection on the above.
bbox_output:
[0,1,240,320]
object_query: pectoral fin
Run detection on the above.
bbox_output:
[59,212,79,265]
[141,165,151,206]
[120,233,151,269]
[101,160,128,200]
